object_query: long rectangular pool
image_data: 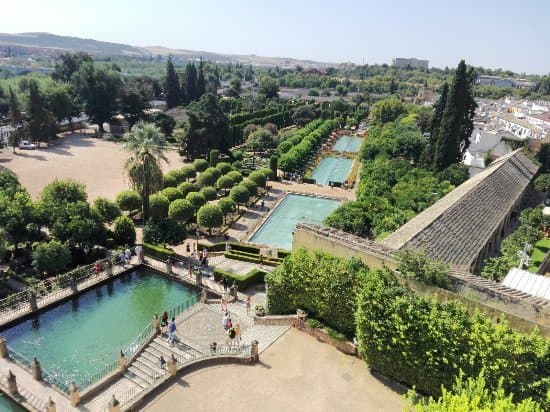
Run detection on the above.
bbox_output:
[250,194,340,249]
[311,156,354,186]
[332,135,362,152]
[1,268,198,390]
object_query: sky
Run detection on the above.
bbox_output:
[1,0,548,74]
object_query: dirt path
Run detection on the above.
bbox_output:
[144,328,406,412]
[0,132,186,201]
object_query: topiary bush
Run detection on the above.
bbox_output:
[186,191,206,212]
[218,197,236,217]
[248,171,267,188]
[216,162,232,175]
[229,185,250,209]
[241,179,258,197]
[200,186,218,201]
[113,215,136,246]
[209,149,220,166]
[162,187,183,202]
[192,158,209,172]
[197,204,223,235]
[177,182,197,197]
[204,167,221,181]
[149,194,170,219]
[196,170,216,188]
[216,175,234,191]
[116,190,141,213]
[168,199,194,223]
[92,197,121,224]
[32,239,71,276]
[227,170,243,184]
[180,165,196,180]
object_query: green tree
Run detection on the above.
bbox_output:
[369,97,406,125]
[46,84,73,126]
[216,162,233,175]
[115,190,141,213]
[121,86,149,128]
[196,170,216,188]
[184,63,198,103]
[52,52,92,82]
[124,123,168,222]
[168,199,194,223]
[248,171,267,188]
[241,179,258,197]
[27,80,56,145]
[32,240,71,276]
[405,373,544,412]
[209,149,220,166]
[533,173,550,192]
[149,194,170,219]
[72,62,121,134]
[200,186,217,201]
[113,216,136,246]
[258,76,279,99]
[229,185,250,210]
[246,128,274,152]
[186,93,229,157]
[161,187,182,202]
[177,182,197,197]
[228,76,242,97]
[227,170,243,184]
[270,155,278,178]
[186,191,206,212]
[91,197,121,223]
[197,58,206,98]
[437,163,470,186]
[291,105,316,126]
[432,60,477,171]
[216,175,234,192]
[197,204,223,235]
[192,158,209,172]
[218,197,236,222]
[165,56,181,109]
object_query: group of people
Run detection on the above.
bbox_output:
[160,311,177,346]
[118,248,132,265]
[222,311,241,345]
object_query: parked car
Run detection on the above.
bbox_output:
[19,140,37,150]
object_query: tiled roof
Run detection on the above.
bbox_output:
[503,268,550,301]
[381,149,539,271]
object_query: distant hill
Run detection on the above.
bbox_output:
[0,32,333,68]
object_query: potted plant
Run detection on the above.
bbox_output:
[254,304,265,317]
[296,308,308,320]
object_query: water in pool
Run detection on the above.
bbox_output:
[311,157,354,186]
[0,394,25,412]
[250,194,340,249]
[332,135,362,152]
[1,268,198,390]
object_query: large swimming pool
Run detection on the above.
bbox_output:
[332,135,362,152]
[250,194,340,249]
[311,157,354,186]
[1,268,198,390]
[0,394,25,412]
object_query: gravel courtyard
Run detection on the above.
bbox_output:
[0,132,185,201]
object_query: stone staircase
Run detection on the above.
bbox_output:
[123,335,204,390]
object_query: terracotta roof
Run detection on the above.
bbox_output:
[381,149,539,271]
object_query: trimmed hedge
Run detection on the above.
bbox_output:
[277,249,291,259]
[213,267,267,290]
[142,242,175,259]
[224,250,282,267]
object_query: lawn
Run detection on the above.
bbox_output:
[527,237,550,272]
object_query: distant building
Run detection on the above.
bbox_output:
[476,75,536,89]
[391,58,429,70]
[413,85,434,105]
[498,113,546,140]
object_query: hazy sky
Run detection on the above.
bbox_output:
[1,0,548,74]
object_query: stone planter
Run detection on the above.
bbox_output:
[255,309,265,317]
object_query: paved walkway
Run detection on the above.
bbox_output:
[270,180,356,201]
[144,328,405,412]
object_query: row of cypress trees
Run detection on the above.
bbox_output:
[165,56,208,109]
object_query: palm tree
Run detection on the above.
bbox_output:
[124,123,168,223]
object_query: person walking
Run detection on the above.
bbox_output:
[235,323,241,344]
[245,296,251,316]
[222,311,229,330]
[160,355,166,370]
[167,317,176,346]
[222,276,228,291]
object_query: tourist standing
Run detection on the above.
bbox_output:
[222,311,229,330]
[161,311,169,336]
[245,296,251,315]
[167,317,176,346]
[160,355,166,370]
[235,323,241,344]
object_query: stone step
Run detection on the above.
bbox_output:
[123,370,148,389]
[153,337,195,358]
[133,357,160,377]
[128,365,154,385]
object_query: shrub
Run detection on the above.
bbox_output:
[196,170,216,188]
[92,197,121,223]
[259,167,274,180]
[213,267,266,290]
[205,167,222,181]
[200,186,217,201]
[162,187,183,202]
[163,172,177,188]
[180,165,196,180]
[216,175,234,191]
[218,197,236,216]
[248,171,267,188]
[209,149,220,166]
[277,249,291,259]
[32,240,71,275]
[216,162,232,175]
[177,182,197,197]
[186,191,206,211]
[192,158,209,172]
[307,318,323,328]
[197,204,223,234]
[266,248,367,335]
[227,170,243,184]
[229,185,250,207]
[115,190,141,212]
[142,242,175,259]
[113,216,136,246]
[149,194,170,219]
[241,179,258,197]
[143,217,186,244]
[231,150,243,161]
[269,155,278,177]
[168,199,194,223]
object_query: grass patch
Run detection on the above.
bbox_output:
[527,237,550,272]
[213,267,267,290]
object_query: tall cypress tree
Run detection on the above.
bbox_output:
[8,87,23,126]
[185,63,198,102]
[165,56,181,109]
[423,82,448,168]
[432,60,477,172]
[197,57,206,98]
